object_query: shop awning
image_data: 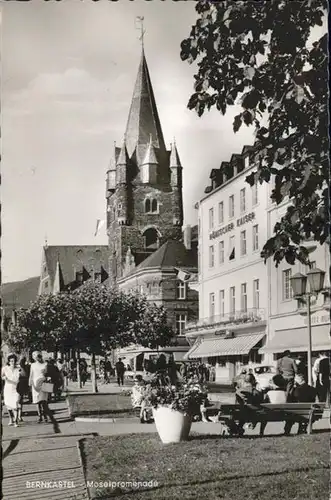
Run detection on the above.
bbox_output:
[259,324,331,354]
[185,333,265,359]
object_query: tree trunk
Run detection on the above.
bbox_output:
[91,353,98,393]
[76,351,81,389]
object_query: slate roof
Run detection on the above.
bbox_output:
[43,245,109,289]
[125,240,197,278]
[124,49,166,158]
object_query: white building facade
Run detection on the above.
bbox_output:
[185,147,271,384]
[186,146,330,384]
[261,188,330,363]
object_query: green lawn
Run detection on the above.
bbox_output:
[67,393,136,418]
[81,432,329,499]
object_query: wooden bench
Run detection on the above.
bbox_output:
[206,402,327,436]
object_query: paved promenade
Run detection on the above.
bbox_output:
[2,382,330,499]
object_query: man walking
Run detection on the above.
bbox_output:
[316,352,330,403]
[276,350,298,402]
[115,358,125,386]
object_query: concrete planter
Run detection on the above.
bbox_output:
[153,406,192,444]
[267,390,287,403]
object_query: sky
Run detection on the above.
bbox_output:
[1,1,325,284]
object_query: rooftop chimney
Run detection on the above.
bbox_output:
[183,225,191,250]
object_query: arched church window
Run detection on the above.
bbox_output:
[145,199,151,213]
[144,228,159,250]
[151,199,158,212]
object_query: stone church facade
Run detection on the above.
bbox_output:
[106,49,184,286]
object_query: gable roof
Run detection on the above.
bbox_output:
[125,240,197,278]
[43,245,109,289]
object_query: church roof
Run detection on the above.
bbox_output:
[124,50,166,158]
[125,240,197,277]
[116,141,130,166]
[142,135,159,165]
[170,142,182,168]
[43,246,109,289]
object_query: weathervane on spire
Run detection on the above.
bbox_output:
[135,16,146,49]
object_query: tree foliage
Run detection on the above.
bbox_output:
[181,0,329,266]
[13,283,174,354]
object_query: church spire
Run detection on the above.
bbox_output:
[124,49,166,158]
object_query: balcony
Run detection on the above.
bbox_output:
[185,308,266,332]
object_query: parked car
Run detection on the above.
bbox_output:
[232,365,277,390]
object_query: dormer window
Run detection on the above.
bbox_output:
[244,156,249,169]
[94,272,101,283]
[76,271,84,285]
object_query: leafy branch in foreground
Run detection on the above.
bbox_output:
[181,0,329,266]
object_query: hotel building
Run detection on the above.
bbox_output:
[185,146,270,384]
[185,146,330,384]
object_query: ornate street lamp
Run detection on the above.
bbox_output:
[290,268,326,386]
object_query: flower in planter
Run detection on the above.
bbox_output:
[145,371,208,417]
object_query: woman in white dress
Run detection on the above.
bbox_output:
[29,351,50,423]
[1,354,20,426]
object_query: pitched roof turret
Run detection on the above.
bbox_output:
[170,141,182,168]
[124,50,166,158]
[142,134,159,165]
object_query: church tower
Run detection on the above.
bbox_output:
[105,49,183,286]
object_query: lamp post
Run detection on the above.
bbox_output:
[290,268,325,386]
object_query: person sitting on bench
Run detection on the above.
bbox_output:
[236,373,264,405]
[284,374,317,435]
[131,375,153,423]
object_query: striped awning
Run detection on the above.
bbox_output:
[185,333,265,359]
[259,324,330,354]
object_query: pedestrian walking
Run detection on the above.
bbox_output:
[29,351,52,423]
[276,350,298,402]
[1,354,20,426]
[115,358,125,386]
[16,357,30,422]
[104,358,113,382]
[315,352,330,403]
[79,358,88,388]
[45,359,62,401]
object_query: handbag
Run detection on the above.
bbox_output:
[41,382,54,393]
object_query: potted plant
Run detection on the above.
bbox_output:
[146,372,208,444]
